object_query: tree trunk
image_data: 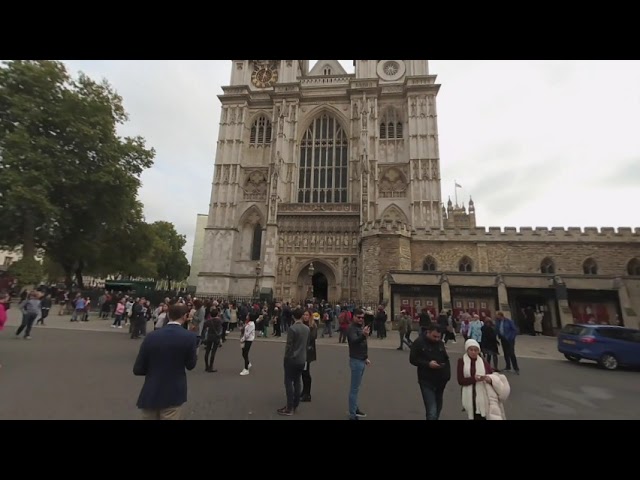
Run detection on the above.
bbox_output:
[74,260,85,290]
[22,213,36,259]
[63,266,73,291]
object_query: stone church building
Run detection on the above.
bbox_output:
[197,60,640,331]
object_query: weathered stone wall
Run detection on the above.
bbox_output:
[410,239,640,275]
[361,234,412,301]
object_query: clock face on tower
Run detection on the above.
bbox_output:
[251,62,278,88]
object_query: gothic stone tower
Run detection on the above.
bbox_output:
[197,60,443,302]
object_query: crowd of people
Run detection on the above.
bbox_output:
[1,287,516,420]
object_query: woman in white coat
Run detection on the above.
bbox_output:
[457,339,509,420]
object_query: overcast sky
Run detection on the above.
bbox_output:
[63,60,640,260]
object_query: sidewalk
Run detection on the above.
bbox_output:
[3,310,564,361]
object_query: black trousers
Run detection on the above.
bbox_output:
[302,362,312,396]
[16,314,37,338]
[284,360,305,409]
[242,341,253,369]
[204,341,218,370]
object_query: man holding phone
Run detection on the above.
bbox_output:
[409,324,451,420]
[347,308,371,420]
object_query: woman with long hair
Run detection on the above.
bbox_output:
[240,312,256,376]
[301,309,318,402]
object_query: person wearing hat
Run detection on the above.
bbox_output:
[457,338,493,420]
[409,324,451,420]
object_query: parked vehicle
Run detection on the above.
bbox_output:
[557,324,640,370]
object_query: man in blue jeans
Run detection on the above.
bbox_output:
[409,324,451,420]
[347,308,371,420]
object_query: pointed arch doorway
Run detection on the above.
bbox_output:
[312,272,329,301]
[296,261,338,303]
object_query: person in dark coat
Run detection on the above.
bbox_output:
[480,318,500,371]
[202,308,223,372]
[301,309,318,402]
[133,303,197,420]
[409,324,451,420]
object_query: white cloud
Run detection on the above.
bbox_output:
[61,60,640,261]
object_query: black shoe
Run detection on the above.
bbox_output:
[209,369,217,373]
[356,409,367,418]
[277,407,293,416]
[300,395,311,402]
[396,347,403,350]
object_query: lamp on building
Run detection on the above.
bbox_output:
[307,262,315,300]
[253,262,262,299]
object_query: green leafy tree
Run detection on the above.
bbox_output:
[7,257,44,287]
[149,221,191,289]
[0,61,155,288]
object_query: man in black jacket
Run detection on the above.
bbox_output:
[409,324,451,420]
[347,308,371,420]
[202,308,223,372]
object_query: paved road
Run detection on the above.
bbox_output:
[1,326,638,420]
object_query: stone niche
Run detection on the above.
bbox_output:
[379,165,408,198]
[242,168,268,201]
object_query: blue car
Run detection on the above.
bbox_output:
[557,324,640,370]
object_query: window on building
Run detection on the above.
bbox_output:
[583,258,598,275]
[323,66,332,75]
[251,224,262,261]
[540,257,555,274]
[379,108,403,140]
[423,256,437,271]
[459,256,473,272]
[249,116,272,146]
[3,256,13,267]
[627,258,640,276]
[297,114,349,204]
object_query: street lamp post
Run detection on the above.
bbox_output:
[307,262,314,302]
[253,262,261,300]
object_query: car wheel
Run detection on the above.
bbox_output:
[564,354,581,362]
[599,353,619,370]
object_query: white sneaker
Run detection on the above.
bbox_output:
[111,325,116,328]
[248,363,252,369]
[117,326,123,329]
[240,369,250,376]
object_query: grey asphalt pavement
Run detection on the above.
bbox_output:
[1,326,638,420]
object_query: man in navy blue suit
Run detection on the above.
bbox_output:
[133,303,198,420]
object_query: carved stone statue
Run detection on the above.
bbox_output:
[278,236,284,250]
[343,258,349,276]
[343,233,349,246]
[319,235,325,248]
[294,232,301,248]
[277,258,283,274]
[352,233,358,248]
[351,258,357,277]
[310,234,316,249]
[285,257,292,275]
[302,236,308,248]
[439,273,449,285]
[327,235,333,247]
[494,274,505,287]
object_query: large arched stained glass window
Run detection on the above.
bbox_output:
[298,114,349,204]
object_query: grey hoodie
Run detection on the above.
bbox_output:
[23,299,41,316]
